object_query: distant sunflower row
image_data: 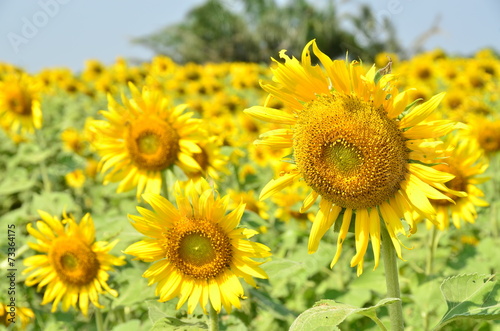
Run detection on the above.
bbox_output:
[0,42,497,328]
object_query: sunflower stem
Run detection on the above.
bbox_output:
[381,224,404,331]
[425,226,439,276]
[35,130,52,193]
[162,170,170,200]
[208,303,219,331]
[491,155,499,238]
[0,244,29,269]
[95,309,104,331]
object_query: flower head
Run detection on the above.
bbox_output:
[91,83,204,199]
[0,73,42,134]
[23,211,125,316]
[245,40,464,275]
[431,135,489,229]
[124,178,271,314]
[0,302,35,329]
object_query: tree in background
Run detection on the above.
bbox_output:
[133,0,403,64]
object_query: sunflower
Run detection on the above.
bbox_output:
[0,73,42,134]
[186,136,229,181]
[245,40,464,275]
[61,127,86,155]
[0,302,35,329]
[470,118,500,154]
[65,169,86,189]
[124,178,270,314]
[23,211,125,316]
[91,83,204,199]
[431,135,489,229]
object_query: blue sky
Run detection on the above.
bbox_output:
[0,0,499,73]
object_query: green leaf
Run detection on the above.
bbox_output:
[147,301,169,325]
[112,264,156,307]
[30,191,78,217]
[434,273,500,330]
[146,300,184,325]
[150,317,207,330]
[0,168,35,195]
[249,288,296,320]
[111,319,142,331]
[289,298,399,331]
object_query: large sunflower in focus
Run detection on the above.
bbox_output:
[431,135,489,229]
[245,40,464,275]
[91,83,204,198]
[0,73,42,134]
[23,211,125,316]
[124,179,270,314]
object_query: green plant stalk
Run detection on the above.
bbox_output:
[381,224,404,331]
[425,226,438,276]
[209,303,219,331]
[95,309,104,331]
[371,315,388,331]
[35,130,52,193]
[491,154,499,238]
[162,170,170,200]
[0,244,29,269]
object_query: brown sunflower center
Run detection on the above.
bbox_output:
[7,89,33,116]
[126,118,180,171]
[477,126,500,153]
[164,218,232,279]
[293,93,409,210]
[49,237,100,286]
[432,164,467,205]
[192,147,209,171]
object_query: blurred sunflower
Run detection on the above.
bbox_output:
[431,135,489,229]
[228,189,270,220]
[245,40,464,275]
[65,169,86,189]
[470,118,500,154]
[186,136,229,181]
[91,83,204,199]
[61,127,86,155]
[124,178,270,314]
[272,182,315,224]
[0,73,42,134]
[0,303,35,329]
[23,211,125,316]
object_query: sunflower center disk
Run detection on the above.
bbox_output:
[166,218,233,279]
[179,233,215,266]
[126,118,180,171]
[293,93,409,210]
[324,140,363,173]
[7,88,33,116]
[192,148,209,172]
[49,237,100,286]
[432,164,466,205]
[137,133,161,155]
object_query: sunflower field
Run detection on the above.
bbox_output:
[1,42,500,331]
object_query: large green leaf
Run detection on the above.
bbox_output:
[289,298,399,331]
[111,319,142,331]
[434,273,500,330]
[0,168,35,195]
[150,317,207,330]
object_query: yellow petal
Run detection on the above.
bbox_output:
[399,92,446,129]
[308,200,341,254]
[259,171,301,200]
[330,208,352,268]
[369,208,381,270]
[244,106,296,125]
[350,209,370,274]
